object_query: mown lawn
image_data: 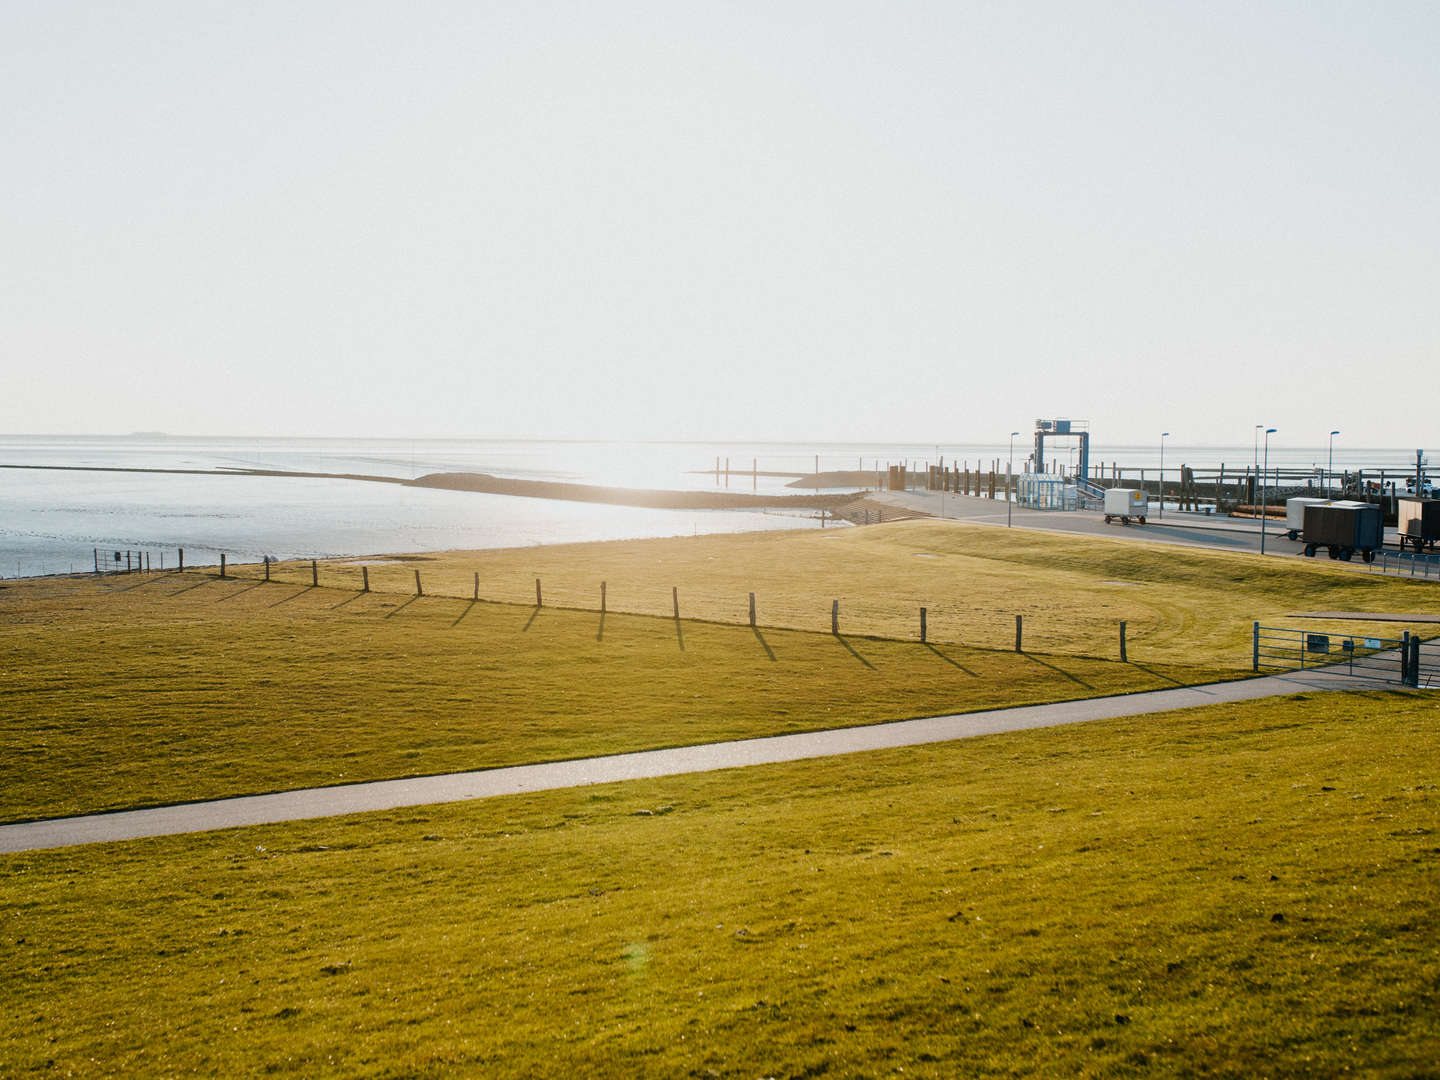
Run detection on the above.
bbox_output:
[2,690,1436,1077]
[0,569,1222,822]
[244,518,1440,660]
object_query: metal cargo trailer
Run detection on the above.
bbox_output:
[1397,497,1440,553]
[1103,488,1147,525]
[1285,497,1330,541]
[1301,502,1384,562]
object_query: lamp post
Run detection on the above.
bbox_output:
[1007,431,1020,527]
[1328,430,1340,495]
[1260,428,1277,555]
[1159,432,1170,519]
[1253,424,1262,504]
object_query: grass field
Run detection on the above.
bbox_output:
[1,567,1222,823]
[236,519,1439,660]
[5,519,1436,823]
[3,690,1436,1077]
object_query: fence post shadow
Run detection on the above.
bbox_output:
[1122,659,1186,686]
[1018,652,1095,690]
[751,625,776,661]
[215,580,266,602]
[167,578,214,598]
[522,605,541,632]
[451,600,477,627]
[923,642,977,676]
[382,594,420,619]
[833,633,875,669]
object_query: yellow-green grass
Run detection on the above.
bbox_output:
[1,571,1222,823]
[2,691,1436,1077]
[243,519,1439,662]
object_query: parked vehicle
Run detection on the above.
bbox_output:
[1103,488,1147,525]
[1301,501,1383,562]
[1397,497,1440,553]
[1285,497,1330,541]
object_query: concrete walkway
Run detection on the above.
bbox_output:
[0,664,1412,855]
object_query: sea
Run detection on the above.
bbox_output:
[0,434,1431,578]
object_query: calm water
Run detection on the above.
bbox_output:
[0,435,1430,578]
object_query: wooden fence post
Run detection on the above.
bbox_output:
[601,581,607,614]
[1119,620,1127,662]
[749,592,756,627]
[536,578,543,607]
[220,553,226,579]
[414,569,423,596]
[178,548,184,572]
[362,566,370,592]
[264,558,270,582]
[311,560,318,587]
[920,607,927,643]
[1014,613,1023,652]
[94,548,99,574]
[473,572,479,601]
[672,586,679,619]
[832,599,839,634]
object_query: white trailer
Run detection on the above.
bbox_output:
[1285,497,1330,541]
[1104,488,1147,525]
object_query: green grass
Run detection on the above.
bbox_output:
[7,515,1435,824]
[2,690,1436,1077]
[242,519,1440,661]
[0,570,1223,822]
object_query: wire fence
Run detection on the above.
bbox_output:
[181,555,1150,661]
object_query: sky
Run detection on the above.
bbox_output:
[3,1,1437,446]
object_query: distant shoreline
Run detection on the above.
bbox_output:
[0,462,862,513]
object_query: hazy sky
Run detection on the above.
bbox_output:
[3,1,1436,445]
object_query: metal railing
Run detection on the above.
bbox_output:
[1075,478,1106,508]
[1370,549,1440,580]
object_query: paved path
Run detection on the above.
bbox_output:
[0,665,1411,855]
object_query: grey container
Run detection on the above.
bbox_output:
[1302,503,1384,551]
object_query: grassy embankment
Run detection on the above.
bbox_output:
[2,690,1436,1077]
[240,518,1438,659]
[4,520,1434,822]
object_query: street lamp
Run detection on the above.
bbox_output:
[1328,430,1340,494]
[1007,431,1020,527]
[1253,424,1263,503]
[1260,428,1277,555]
[1159,432,1170,519]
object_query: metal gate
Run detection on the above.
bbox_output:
[1416,638,1440,688]
[1252,623,1434,686]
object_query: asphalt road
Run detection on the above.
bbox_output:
[0,664,1406,854]
[871,490,1405,558]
